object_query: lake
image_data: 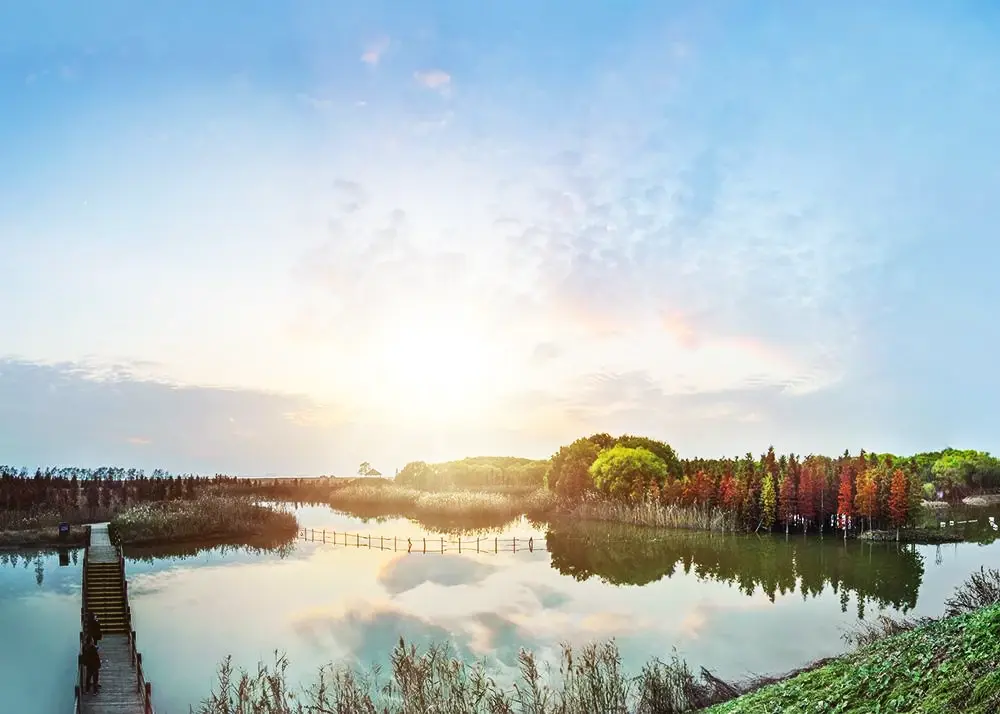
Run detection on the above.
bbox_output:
[3,504,998,714]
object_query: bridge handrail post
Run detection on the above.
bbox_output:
[145,682,153,713]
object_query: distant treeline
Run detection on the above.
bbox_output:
[394,456,548,490]
[0,466,204,514]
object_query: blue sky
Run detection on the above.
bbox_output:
[2,1,999,476]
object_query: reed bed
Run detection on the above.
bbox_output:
[0,506,118,531]
[193,639,743,714]
[110,496,298,545]
[567,498,736,533]
[328,482,557,523]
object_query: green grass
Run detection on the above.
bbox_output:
[109,496,298,545]
[706,603,1000,714]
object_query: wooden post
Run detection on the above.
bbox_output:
[458,537,462,553]
[476,538,480,553]
[394,536,397,551]
[322,529,326,543]
[423,537,426,553]
[513,537,517,553]
[495,537,498,553]
[380,535,384,550]
[356,533,360,547]
[368,534,371,549]
[145,682,152,711]
[440,537,444,553]
[528,537,533,552]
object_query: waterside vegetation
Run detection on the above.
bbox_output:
[192,568,1000,714]
[109,496,298,546]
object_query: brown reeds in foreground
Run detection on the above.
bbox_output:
[193,639,745,714]
[192,543,1000,714]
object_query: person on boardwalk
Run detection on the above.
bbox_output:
[82,636,101,693]
[86,610,102,643]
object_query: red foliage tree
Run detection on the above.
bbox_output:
[798,463,817,526]
[836,466,853,530]
[719,473,739,512]
[889,468,909,529]
[854,468,878,531]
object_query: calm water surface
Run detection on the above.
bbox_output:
[2,504,998,714]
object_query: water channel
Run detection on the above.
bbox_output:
[2,504,997,713]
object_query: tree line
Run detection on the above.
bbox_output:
[544,435,1000,534]
[394,456,549,490]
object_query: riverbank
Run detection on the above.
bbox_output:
[706,602,1000,713]
[108,496,299,546]
[0,526,87,549]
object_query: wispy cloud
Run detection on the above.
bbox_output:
[414,69,452,93]
[361,36,390,66]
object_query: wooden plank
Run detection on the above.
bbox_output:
[79,634,145,713]
[88,523,119,564]
[78,524,150,713]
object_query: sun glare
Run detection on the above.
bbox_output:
[360,309,505,425]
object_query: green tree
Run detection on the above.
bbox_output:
[613,435,682,481]
[760,474,777,529]
[588,445,668,501]
[395,461,435,489]
[546,438,601,496]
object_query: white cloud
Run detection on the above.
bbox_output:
[414,69,452,93]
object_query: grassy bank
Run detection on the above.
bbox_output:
[110,496,298,546]
[192,568,1000,713]
[0,508,113,548]
[0,526,88,549]
[327,480,557,530]
[707,604,1000,713]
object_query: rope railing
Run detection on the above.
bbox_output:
[297,527,549,554]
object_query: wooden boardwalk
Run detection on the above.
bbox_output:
[75,524,155,714]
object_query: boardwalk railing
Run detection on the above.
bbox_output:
[74,525,92,714]
[122,559,155,713]
[297,527,548,554]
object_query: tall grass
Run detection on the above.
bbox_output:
[327,482,557,530]
[567,498,735,533]
[111,496,298,546]
[0,505,118,531]
[944,566,1000,616]
[193,639,742,714]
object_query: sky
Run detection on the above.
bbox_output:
[2,1,999,476]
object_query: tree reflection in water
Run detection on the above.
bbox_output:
[545,521,925,616]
